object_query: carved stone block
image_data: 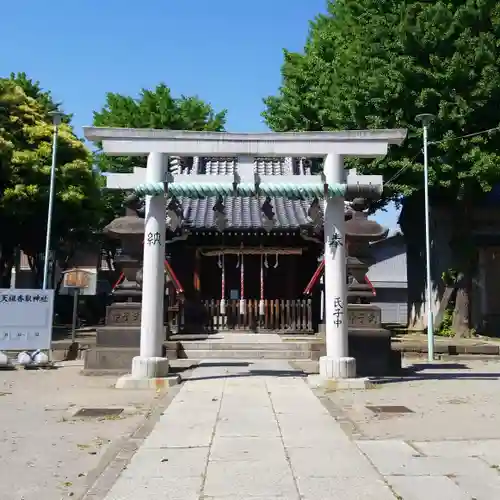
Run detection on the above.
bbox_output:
[106,302,141,327]
[347,304,381,328]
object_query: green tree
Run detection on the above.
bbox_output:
[92,83,227,224]
[0,77,103,287]
[264,0,500,336]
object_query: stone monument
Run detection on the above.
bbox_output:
[346,198,401,376]
[84,195,167,372]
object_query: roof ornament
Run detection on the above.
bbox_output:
[213,195,227,232]
[261,196,275,233]
[166,196,183,231]
[307,197,322,234]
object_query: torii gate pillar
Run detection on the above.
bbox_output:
[84,127,406,387]
[321,154,351,378]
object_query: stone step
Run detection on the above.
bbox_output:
[165,341,322,352]
[289,359,320,374]
[166,349,321,360]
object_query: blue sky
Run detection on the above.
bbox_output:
[1,0,399,229]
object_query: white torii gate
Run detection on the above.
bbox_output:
[84,127,406,387]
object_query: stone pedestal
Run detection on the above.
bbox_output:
[347,304,401,376]
[84,303,144,372]
[319,356,356,379]
[114,356,179,390]
[83,194,169,374]
[318,304,401,377]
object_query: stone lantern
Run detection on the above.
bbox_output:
[84,194,168,372]
[345,198,401,375]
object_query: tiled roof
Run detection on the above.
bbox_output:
[167,156,314,176]
[167,156,321,231]
[178,195,314,230]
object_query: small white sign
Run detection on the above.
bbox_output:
[0,289,54,350]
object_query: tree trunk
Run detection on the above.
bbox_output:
[0,244,14,288]
[451,273,471,337]
[433,285,453,330]
[27,254,43,288]
[451,200,474,338]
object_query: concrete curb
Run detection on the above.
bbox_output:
[393,342,500,356]
[307,374,376,391]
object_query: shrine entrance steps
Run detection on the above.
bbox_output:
[165,332,324,373]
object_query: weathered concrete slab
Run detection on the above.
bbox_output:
[386,475,470,500]
[363,451,496,477]
[209,436,284,462]
[296,476,396,500]
[104,475,203,500]
[203,460,298,498]
[357,439,421,459]
[120,447,209,478]
[452,473,500,499]
[215,415,281,437]
[288,447,378,478]
[413,439,500,460]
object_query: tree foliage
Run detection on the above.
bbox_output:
[92,83,227,223]
[0,76,103,286]
[265,0,500,199]
[264,0,500,335]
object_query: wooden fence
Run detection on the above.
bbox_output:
[201,298,313,333]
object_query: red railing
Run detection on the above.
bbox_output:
[112,259,184,293]
[303,258,376,296]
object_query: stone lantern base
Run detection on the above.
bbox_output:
[318,304,401,377]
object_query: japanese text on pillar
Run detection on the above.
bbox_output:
[147,232,161,246]
[332,297,344,327]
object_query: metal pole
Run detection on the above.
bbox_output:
[71,288,79,343]
[422,124,434,361]
[42,112,62,290]
[417,113,435,361]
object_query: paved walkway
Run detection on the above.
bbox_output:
[100,360,396,500]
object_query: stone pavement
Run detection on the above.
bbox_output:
[91,359,500,500]
[99,360,396,500]
[0,361,166,500]
[325,359,500,500]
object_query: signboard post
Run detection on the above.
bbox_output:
[0,289,54,351]
[62,269,91,343]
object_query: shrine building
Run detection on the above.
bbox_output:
[154,156,355,334]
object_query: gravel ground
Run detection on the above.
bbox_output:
[325,359,500,441]
[0,361,165,500]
